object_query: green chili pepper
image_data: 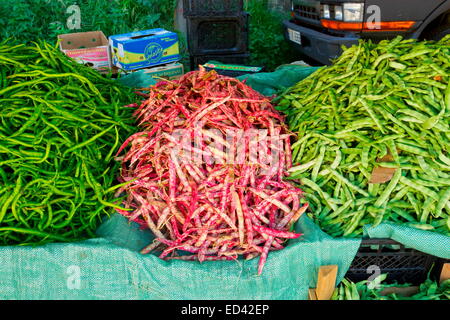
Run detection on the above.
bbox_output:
[0,40,137,245]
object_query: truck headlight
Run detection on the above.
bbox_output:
[321,4,330,19]
[343,3,364,22]
[334,6,343,20]
[320,2,364,22]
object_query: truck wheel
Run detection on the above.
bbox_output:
[424,24,450,41]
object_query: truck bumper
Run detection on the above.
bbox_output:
[283,20,360,65]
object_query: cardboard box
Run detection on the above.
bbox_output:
[58,31,111,71]
[109,28,180,71]
[140,62,184,81]
[113,62,184,80]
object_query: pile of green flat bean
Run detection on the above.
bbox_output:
[0,40,136,245]
[276,35,450,237]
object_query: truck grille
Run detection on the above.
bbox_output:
[294,5,320,21]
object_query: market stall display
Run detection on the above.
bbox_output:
[0,40,136,245]
[115,67,308,275]
[0,10,448,299]
[276,35,450,238]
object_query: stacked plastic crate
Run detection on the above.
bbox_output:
[183,0,250,70]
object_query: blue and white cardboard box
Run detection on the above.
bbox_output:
[109,28,180,71]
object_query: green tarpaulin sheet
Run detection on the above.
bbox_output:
[237,64,321,97]
[0,214,360,300]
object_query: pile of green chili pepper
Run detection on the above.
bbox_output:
[276,35,450,237]
[332,274,450,300]
[0,40,136,245]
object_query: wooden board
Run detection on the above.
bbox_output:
[315,265,338,300]
[308,289,318,300]
[370,154,396,184]
[440,263,450,284]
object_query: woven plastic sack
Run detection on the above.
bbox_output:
[363,223,450,259]
[1,215,449,299]
[237,64,320,96]
[116,70,157,88]
[0,214,361,299]
[116,64,320,97]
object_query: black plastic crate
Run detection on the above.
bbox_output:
[190,53,251,71]
[183,0,244,17]
[187,13,249,55]
[345,238,448,285]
